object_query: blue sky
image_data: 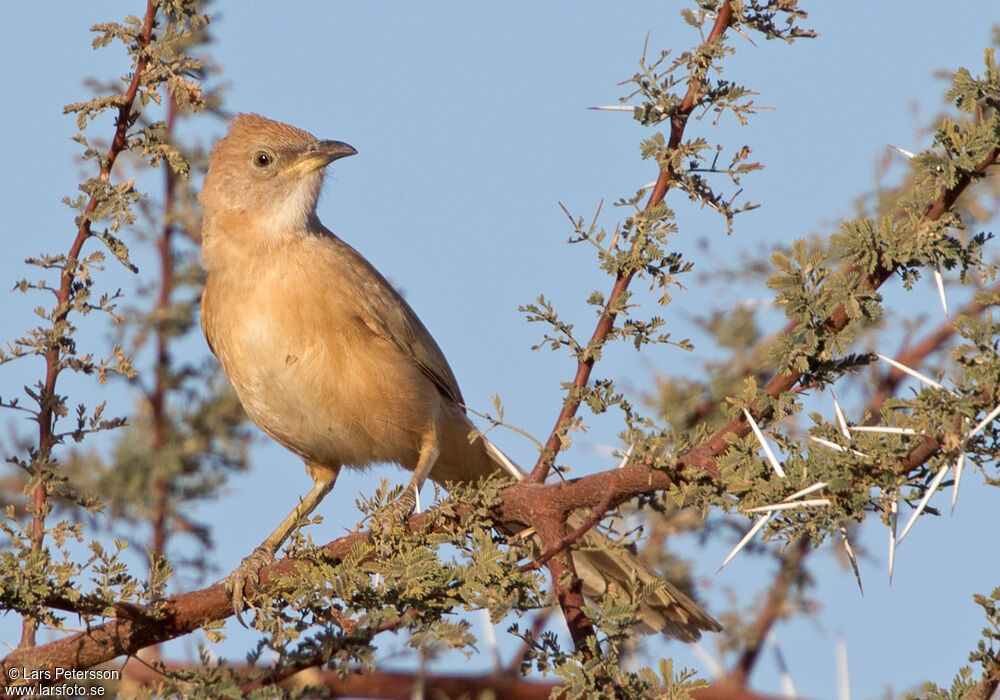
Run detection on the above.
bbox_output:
[2,3,999,698]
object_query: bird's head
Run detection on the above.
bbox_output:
[199,113,356,259]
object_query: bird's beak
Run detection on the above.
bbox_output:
[292,140,357,174]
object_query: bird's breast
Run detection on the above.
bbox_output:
[201,249,432,470]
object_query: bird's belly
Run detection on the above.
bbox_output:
[207,292,427,471]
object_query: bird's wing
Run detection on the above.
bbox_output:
[328,231,466,408]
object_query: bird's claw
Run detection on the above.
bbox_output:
[225,546,275,626]
[394,487,417,517]
[371,489,417,534]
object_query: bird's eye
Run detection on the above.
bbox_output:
[253,151,273,168]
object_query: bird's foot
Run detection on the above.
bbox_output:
[394,486,418,517]
[225,546,275,626]
[371,487,418,534]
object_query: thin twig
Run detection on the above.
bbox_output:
[528,1,736,484]
[21,0,158,650]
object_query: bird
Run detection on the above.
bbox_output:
[198,113,721,640]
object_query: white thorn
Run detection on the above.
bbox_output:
[692,642,724,679]
[897,463,950,544]
[414,486,421,514]
[874,353,943,390]
[888,144,917,159]
[849,425,916,435]
[951,452,965,514]
[718,512,774,572]
[836,638,851,700]
[786,481,829,501]
[808,435,869,458]
[703,11,759,47]
[745,499,831,514]
[888,498,898,585]
[966,402,1000,440]
[743,482,830,515]
[478,609,502,671]
[767,632,797,698]
[616,443,634,470]
[809,435,845,451]
[840,526,863,595]
[933,266,948,318]
[743,408,786,478]
[733,25,758,47]
[831,392,851,440]
[638,180,658,192]
[587,105,634,111]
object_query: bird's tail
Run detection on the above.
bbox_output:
[482,438,722,642]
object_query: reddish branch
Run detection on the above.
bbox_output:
[526,487,616,571]
[119,659,806,700]
[248,668,557,700]
[683,145,1000,477]
[528,0,736,484]
[534,516,597,650]
[0,414,978,693]
[522,0,736,653]
[0,390,989,687]
[968,649,1000,700]
[121,659,559,700]
[0,530,358,683]
[681,274,1000,435]
[20,0,158,650]
[6,0,998,691]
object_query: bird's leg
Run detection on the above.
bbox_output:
[226,468,337,624]
[395,430,440,516]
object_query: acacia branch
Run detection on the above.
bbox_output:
[968,648,1000,700]
[683,145,1000,477]
[524,487,615,571]
[21,0,158,651]
[5,377,976,681]
[535,515,598,650]
[528,0,735,483]
[864,279,1000,419]
[120,659,808,700]
[0,412,952,688]
[6,3,997,686]
[0,531,362,686]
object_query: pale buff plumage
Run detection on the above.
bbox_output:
[199,113,721,639]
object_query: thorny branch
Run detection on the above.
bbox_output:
[528,0,736,484]
[864,279,1000,418]
[117,658,809,700]
[683,145,1000,478]
[19,0,158,650]
[4,67,997,697]
[4,3,999,698]
[525,0,737,655]
[5,115,996,700]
